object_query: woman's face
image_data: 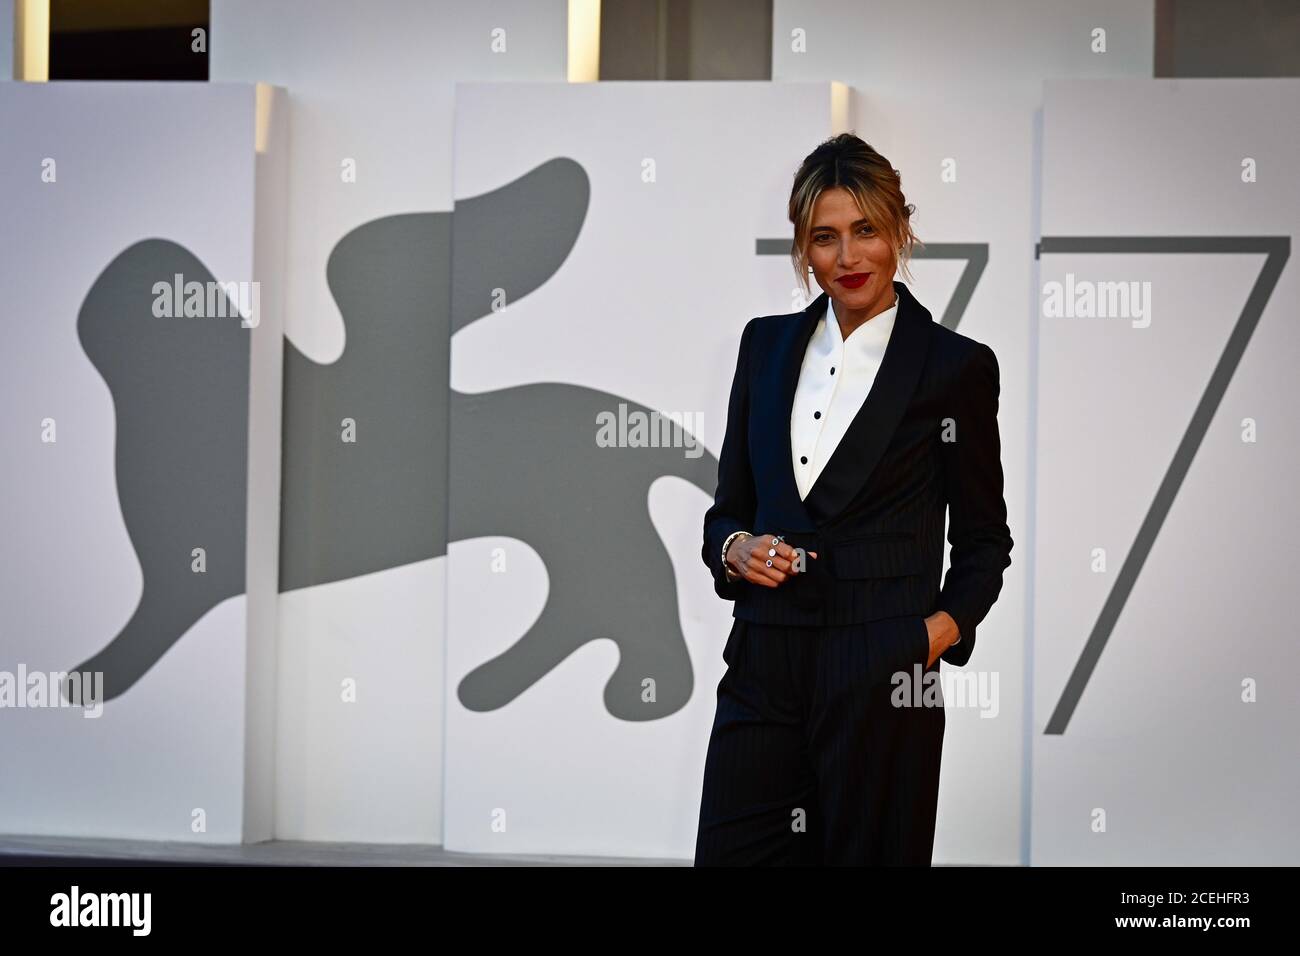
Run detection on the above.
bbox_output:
[805,187,897,318]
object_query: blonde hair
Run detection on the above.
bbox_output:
[788,133,922,299]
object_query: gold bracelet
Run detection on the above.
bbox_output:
[720,530,752,582]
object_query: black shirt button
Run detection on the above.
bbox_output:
[813,411,821,419]
[830,366,836,374]
[800,456,808,464]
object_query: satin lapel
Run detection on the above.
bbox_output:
[800,280,934,523]
[749,292,824,533]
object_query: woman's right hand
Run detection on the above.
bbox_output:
[725,534,818,588]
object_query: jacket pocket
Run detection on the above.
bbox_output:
[831,532,923,580]
[865,614,931,688]
[912,613,932,670]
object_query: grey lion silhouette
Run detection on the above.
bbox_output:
[70,239,251,701]
[70,158,721,718]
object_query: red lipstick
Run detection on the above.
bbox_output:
[835,272,871,289]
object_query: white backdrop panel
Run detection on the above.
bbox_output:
[210,0,568,843]
[773,0,1155,864]
[0,82,274,842]
[447,80,841,857]
[1033,78,1299,865]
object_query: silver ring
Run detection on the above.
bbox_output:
[765,559,773,567]
[768,548,776,557]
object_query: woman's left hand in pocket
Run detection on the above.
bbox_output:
[922,612,961,668]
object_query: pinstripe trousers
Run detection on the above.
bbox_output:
[693,614,944,866]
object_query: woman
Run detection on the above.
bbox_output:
[694,133,1013,866]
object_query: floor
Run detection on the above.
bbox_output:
[0,833,687,866]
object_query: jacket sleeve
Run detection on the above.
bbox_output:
[701,317,759,601]
[936,342,1013,666]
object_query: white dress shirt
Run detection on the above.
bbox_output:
[790,292,900,501]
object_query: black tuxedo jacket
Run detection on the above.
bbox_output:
[702,280,1012,667]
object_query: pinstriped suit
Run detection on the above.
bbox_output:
[694,280,1012,865]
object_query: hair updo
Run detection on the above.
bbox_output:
[787,132,922,298]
